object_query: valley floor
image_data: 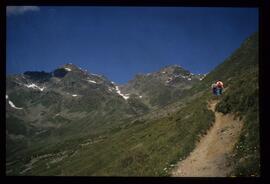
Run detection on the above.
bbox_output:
[171,100,243,177]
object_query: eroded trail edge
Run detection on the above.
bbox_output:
[171,100,243,177]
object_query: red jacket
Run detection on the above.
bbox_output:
[216,81,224,88]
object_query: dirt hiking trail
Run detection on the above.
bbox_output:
[171,100,243,177]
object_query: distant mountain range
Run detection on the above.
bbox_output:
[6,63,206,134]
[7,62,206,109]
[6,32,259,176]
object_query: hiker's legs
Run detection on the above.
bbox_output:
[217,88,221,96]
[214,88,217,95]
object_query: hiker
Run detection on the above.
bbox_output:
[211,83,217,96]
[216,80,224,95]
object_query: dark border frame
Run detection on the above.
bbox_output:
[2,0,269,184]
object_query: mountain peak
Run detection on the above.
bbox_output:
[61,63,80,71]
[160,64,190,76]
[165,64,181,68]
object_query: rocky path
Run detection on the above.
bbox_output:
[171,100,243,177]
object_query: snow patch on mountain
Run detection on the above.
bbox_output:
[199,76,205,81]
[115,86,130,100]
[174,74,194,81]
[172,74,186,79]
[199,74,207,80]
[166,77,173,83]
[25,83,45,91]
[174,74,183,78]
[91,73,102,78]
[72,94,78,97]
[87,79,97,84]
[64,68,72,71]
[108,87,114,92]
[6,95,23,110]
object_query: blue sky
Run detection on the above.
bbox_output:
[6,6,258,84]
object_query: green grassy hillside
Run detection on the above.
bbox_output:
[7,92,214,176]
[214,33,259,176]
[185,32,259,176]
